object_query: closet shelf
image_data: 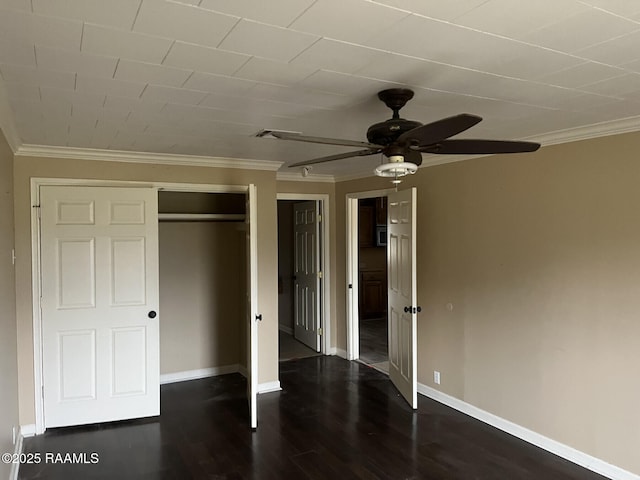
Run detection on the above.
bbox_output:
[158,213,246,222]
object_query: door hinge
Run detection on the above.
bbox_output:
[33,205,41,219]
[41,385,44,399]
[318,327,323,335]
[317,271,323,279]
[318,214,322,223]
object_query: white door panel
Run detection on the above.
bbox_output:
[41,186,160,428]
[387,187,418,409]
[293,201,321,351]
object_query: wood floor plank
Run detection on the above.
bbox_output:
[19,356,610,480]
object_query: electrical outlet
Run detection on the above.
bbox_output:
[434,371,441,385]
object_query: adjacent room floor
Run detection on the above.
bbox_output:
[359,317,389,373]
[19,356,608,480]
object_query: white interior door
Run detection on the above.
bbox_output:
[40,185,160,428]
[387,187,418,409]
[293,201,321,351]
[247,184,258,430]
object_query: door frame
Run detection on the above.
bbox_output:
[276,193,331,355]
[30,177,250,434]
[345,189,394,361]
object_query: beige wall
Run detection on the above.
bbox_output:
[336,131,640,475]
[14,156,279,426]
[159,221,245,374]
[0,129,19,478]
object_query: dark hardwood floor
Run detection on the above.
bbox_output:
[279,330,321,361]
[20,356,608,480]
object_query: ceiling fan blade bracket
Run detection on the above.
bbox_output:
[288,148,381,168]
[257,129,382,149]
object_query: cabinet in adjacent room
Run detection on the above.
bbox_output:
[359,269,387,319]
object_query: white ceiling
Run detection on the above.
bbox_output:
[2,0,640,179]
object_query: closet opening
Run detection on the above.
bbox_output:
[157,191,249,384]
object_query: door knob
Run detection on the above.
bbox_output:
[148,310,157,319]
[403,306,422,314]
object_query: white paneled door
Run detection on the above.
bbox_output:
[387,187,418,409]
[40,186,160,428]
[293,201,321,352]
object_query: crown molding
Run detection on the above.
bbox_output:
[9,115,640,180]
[276,171,335,183]
[14,144,283,171]
[530,115,640,147]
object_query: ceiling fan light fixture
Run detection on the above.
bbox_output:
[374,161,418,178]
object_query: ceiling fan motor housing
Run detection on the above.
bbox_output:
[366,118,423,145]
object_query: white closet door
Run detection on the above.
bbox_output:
[41,185,160,428]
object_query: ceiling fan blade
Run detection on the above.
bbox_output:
[289,148,382,168]
[262,130,382,149]
[419,139,540,155]
[398,113,483,146]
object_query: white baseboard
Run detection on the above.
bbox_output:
[417,383,639,480]
[160,365,241,385]
[234,365,280,393]
[9,429,24,480]
[258,381,282,394]
[334,348,348,359]
[19,424,36,438]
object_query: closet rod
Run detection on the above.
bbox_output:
[158,213,246,222]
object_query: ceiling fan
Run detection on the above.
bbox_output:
[257,88,540,181]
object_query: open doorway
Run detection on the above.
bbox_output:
[357,197,389,373]
[277,200,320,361]
[347,188,419,408]
[345,188,393,364]
[276,194,331,362]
